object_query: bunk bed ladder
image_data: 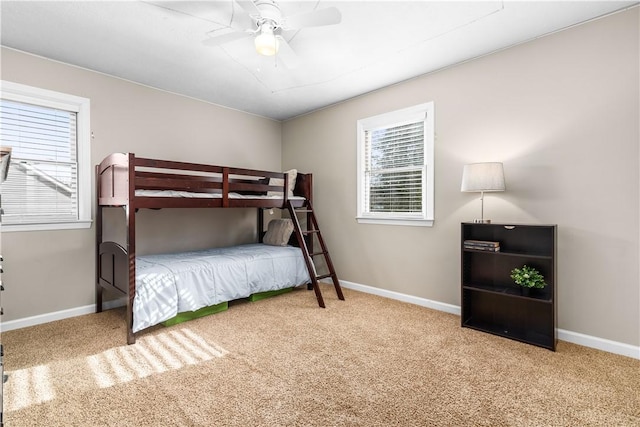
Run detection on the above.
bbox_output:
[287,200,345,308]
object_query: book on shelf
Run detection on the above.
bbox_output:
[463,239,501,251]
[463,239,499,247]
[464,243,500,252]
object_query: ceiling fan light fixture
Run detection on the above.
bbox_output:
[255,26,279,56]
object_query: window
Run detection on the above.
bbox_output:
[357,102,434,226]
[0,81,91,231]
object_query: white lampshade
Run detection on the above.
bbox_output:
[255,27,279,56]
[461,162,505,193]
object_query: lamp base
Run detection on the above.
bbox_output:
[473,219,491,224]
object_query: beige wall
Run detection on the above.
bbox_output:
[282,9,640,346]
[0,47,282,321]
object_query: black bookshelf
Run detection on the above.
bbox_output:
[461,223,557,350]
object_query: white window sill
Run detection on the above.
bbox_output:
[2,220,93,233]
[356,217,434,227]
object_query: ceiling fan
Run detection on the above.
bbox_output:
[203,0,342,67]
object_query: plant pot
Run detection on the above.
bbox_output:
[521,287,531,297]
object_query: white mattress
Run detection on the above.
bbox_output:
[132,243,311,332]
[135,189,304,200]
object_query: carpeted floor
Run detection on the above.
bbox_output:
[3,285,639,426]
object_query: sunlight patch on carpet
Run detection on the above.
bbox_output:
[5,364,55,411]
[87,327,228,388]
[5,328,228,412]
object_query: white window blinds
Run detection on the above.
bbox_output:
[364,121,424,214]
[0,99,79,225]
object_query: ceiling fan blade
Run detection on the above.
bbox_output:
[275,36,299,69]
[235,0,261,16]
[203,31,252,47]
[283,7,341,30]
[229,10,255,31]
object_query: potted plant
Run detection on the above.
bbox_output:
[510,265,547,296]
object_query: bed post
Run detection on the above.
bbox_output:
[222,167,229,208]
[126,153,136,344]
[257,208,264,243]
[304,174,314,290]
[303,174,314,258]
[95,165,103,313]
[283,173,289,206]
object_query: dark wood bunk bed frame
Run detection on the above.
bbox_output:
[96,153,344,344]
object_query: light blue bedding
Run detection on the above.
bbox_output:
[132,243,310,332]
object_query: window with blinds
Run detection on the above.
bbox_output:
[357,102,434,226]
[0,81,91,231]
[1,100,78,224]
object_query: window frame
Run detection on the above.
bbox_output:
[356,102,434,227]
[0,80,92,232]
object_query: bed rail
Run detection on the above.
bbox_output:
[97,153,310,209]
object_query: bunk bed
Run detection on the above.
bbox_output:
[96,153,344,344]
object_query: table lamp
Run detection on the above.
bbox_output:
[461,162,505,223]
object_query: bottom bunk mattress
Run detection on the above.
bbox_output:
[133,243,311,333]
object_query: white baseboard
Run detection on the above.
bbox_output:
[3,283,639,360]
[556,329,640,360]
[339,279,640,360]
[2,298,125,332]
[339,279,461,316]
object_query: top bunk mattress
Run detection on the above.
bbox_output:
[135,189,305,200]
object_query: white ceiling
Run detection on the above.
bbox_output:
[1,1,636,120]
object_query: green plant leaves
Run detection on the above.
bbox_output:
[510,265,547,289]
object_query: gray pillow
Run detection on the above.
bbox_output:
[267,169,297,197]
[263,218,294,246]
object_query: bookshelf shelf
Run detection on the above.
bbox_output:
[463,248,552,260]
[461,223,557,350]
[462,284,552,303]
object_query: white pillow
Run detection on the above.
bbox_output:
[263,218,294,246]
[267,169,297,198]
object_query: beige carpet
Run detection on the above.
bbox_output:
[3,285,639,426]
